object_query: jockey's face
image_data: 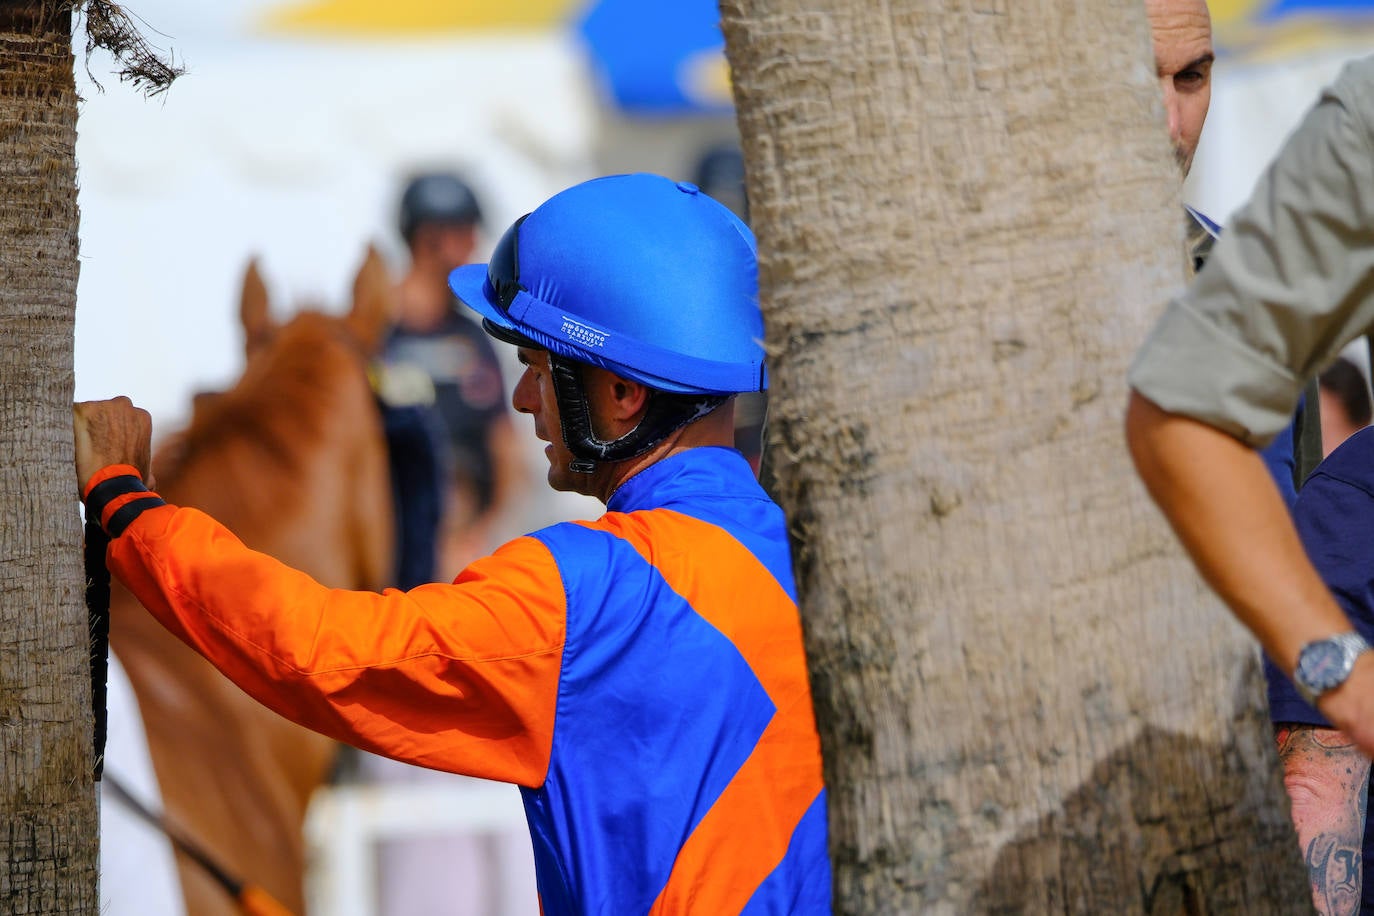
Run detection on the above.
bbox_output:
[513,347,574,492]
[512,346,650,502]
[513,346,621,499]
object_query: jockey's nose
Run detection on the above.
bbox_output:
[512,363,538,415]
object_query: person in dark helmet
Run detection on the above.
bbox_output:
[363,174,533,916]
[691,141,749,224]
[399,171,485,246]
[382,171,525,584]
[74,172,831,915]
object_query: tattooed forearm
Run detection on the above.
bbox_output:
[1277,724,1370,916]
[1304,833,1362,915]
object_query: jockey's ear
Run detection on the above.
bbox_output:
[604,372,651,425]
[346,244,394,355]
[240,259,276,357]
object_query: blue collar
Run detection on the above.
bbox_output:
[607,447,764,514]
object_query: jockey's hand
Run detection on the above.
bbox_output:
[73,397,154,496]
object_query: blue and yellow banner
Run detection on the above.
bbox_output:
[259,0,582,34]
[258,0,732,115]
[576,0,732,116]
[1213,0,1374,58]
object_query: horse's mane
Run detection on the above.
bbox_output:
[154,310,374,488]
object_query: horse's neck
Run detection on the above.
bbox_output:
[157,341,391,591]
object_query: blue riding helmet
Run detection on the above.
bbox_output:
[448,172,766,396]
[448,173,766,470]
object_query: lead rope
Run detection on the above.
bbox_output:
[85,518,111,781]
[82,518,295,916]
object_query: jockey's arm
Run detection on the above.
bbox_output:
[77,398,562,787]
[106,492,562,786]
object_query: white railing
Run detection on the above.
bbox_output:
[304,779,538,916]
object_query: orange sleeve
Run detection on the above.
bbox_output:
[107,503,565,787]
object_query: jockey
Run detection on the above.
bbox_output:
[74,172,831,915]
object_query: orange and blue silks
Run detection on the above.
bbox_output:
[90,446,831,915]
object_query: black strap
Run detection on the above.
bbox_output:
[1294,377,1324,491]
[82,473,163,779]
[84,519,111,781]
[549,355,727,470]
[85,474,165,537]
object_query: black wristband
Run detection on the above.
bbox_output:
[84,475,166,538]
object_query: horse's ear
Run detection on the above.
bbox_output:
[347,244,395,354]
[240,259,275,356]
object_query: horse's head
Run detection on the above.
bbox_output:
[240,245,394,364]
[162,245,400,516]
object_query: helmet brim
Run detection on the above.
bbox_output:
[448,264,536,347]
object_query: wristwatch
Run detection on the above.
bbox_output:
[1294,632,1372,705]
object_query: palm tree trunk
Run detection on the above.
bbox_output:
[0,4,97,912]
[722,1,1310,911]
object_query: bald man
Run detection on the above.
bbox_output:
[1128,50,1374,916]
[1138,6,1372,913]
[1144,0,1219,278]
[1147,0,1214,175]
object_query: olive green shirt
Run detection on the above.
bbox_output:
[1130,54,1374,448]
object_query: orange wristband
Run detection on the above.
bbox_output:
[81,464,143,503]
[83,466,163,538]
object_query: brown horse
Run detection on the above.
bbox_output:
[108,249,396,915]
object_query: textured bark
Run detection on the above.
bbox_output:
[0,4,98,913]
[722,1,1310,912]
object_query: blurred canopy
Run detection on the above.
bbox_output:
[261,0,732,115]
[1212,0,1374,58]
[261,0,582,32]
[260,0,1374,107]
[575,0,732,115]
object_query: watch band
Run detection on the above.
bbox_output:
[1295,631,1372,705]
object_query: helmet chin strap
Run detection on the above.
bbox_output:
[547,355,728,474]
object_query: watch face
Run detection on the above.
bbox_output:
[1298,641,1351,693]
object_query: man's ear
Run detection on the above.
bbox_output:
[604,373,650,423]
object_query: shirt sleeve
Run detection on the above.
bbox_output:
[108,502,566,788]
[1129,55,1374,447]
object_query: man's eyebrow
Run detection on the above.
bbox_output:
[1185,52,1216,70]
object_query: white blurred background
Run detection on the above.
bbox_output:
[79,1,1374,913]
[72,2,1374,438]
